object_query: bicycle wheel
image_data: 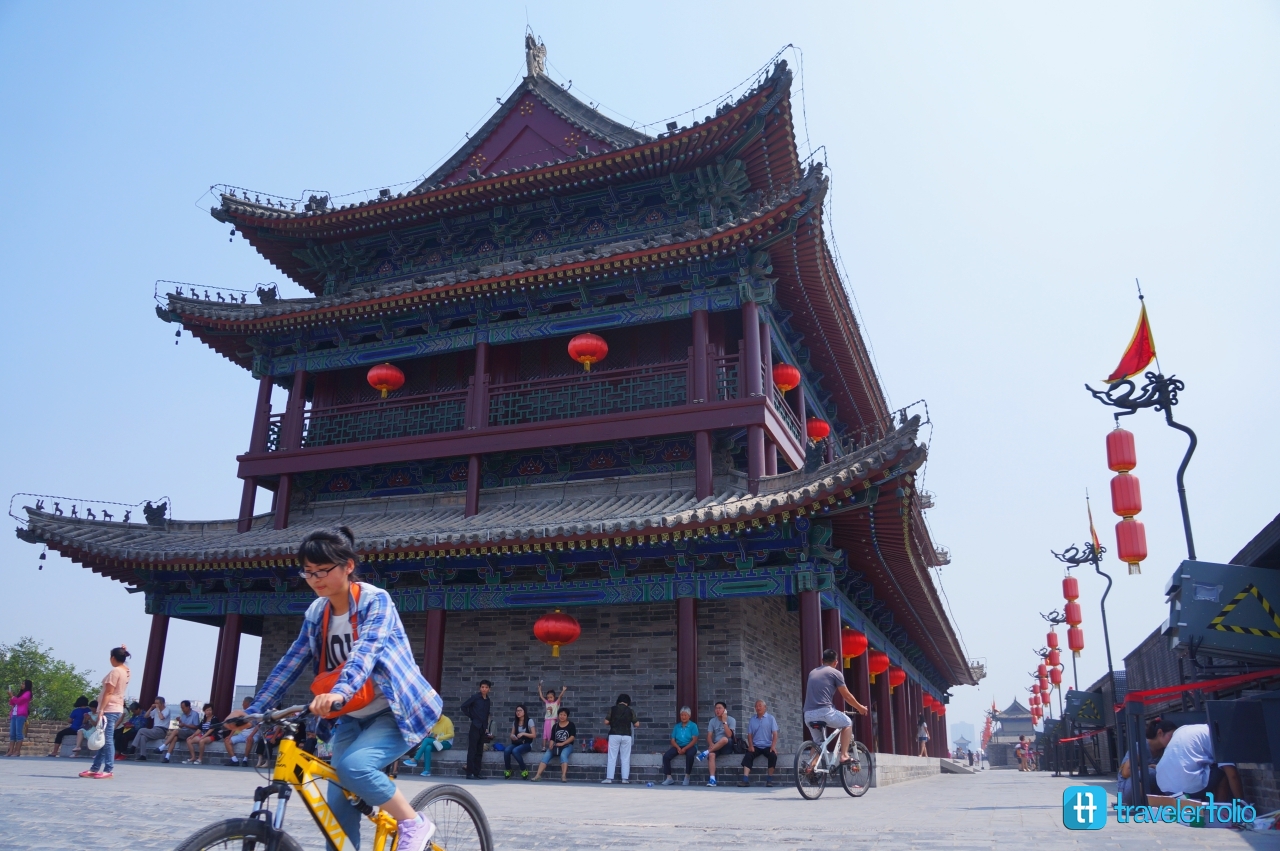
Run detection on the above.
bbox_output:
[174,818,304,851]
[793,740,827,800]
[838,741,874,798]
[410,784,494,851]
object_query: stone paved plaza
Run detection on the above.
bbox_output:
[2,757,1277,850]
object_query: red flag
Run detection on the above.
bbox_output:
[1088,498,1103,554]
[1106,303,1156,383]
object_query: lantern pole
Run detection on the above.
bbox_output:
[1053,542,1116,714]
[1086,372,1197,560]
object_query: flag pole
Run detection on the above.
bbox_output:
[1085,286,1197,560]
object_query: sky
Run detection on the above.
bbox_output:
[1,2,1278,744]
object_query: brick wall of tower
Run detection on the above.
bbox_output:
[254,597,803,753]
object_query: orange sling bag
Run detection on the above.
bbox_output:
[311,583,378,719]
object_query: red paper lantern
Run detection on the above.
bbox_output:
[532,610,581,657]
[1068,626,1085,654]
[1047,648,1061,667]
[1050,667,1063,685]
[1063,576,1079,602]
[1110,473,1143,518]
[1116,518,1148,573]
[567,333,608,372]
[840,627,868,667]
[1064,601,1083,627]
[772,363,801,393]
[1106,427,1137,473]
[1030,694,1040,708]
[366,363,405,398]
[805,418,831,442]
[1037,663,1048,678]
[867,650,890,683]
[1046,631,1059,649]
[887,666,906,692]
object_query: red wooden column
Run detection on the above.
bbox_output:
[273,370,308,530]
[464,341,490,518]
[850,648,873,748]
[893,678,910,754]
[208,624,225,713]
[212,614,243,720]
[874,665,893,754]
[238,376,274,533]
[138,614,169,710]
[820,605,844,710]
[676,598,698,721]
[742,300,765,495]
[422,609,446,692]
[692,310,713,500]
[760,318,778,476]
[797,590,822,703]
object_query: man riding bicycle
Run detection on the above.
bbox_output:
[804,649,868,766]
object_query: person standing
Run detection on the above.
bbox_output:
[6,680,33,757]
[504,705,536,779]
[917,714,930,758]
[660,707,699,786]
[537,682,568,751]
[80,646,130,779]
[740,700,779,786]
[601,693,639,784]
[460,680,492,779]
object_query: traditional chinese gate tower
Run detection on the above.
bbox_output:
[18,39,973,754]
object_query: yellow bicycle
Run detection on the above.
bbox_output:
[174,705,492,851]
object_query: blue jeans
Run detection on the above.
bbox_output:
[8,714,26,741]
[504,742,532,771]
[327,710,410,851]
[89,713,120,773]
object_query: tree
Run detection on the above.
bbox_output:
[0,637,97,722]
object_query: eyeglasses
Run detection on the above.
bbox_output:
[298,564,342,581]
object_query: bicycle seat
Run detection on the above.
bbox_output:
[807,722,828,730]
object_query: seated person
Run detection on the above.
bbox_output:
[407,714,454,777]
[741,700,779,787]
[113,703,145,755]
[660,707,699,785]
[699,701,736,787]
[531,709,575,782]
[164,700,202,763]
[184,704,224,764]
[1148,720,1244,803]
[49,697,91,757]
[72,701,100,756]
[222,696,258,766]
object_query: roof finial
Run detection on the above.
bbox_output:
[525,33,547,78]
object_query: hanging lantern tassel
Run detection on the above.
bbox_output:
[1108,427,1147,574]
[772,363,801,393]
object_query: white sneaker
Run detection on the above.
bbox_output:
[661,777,675,786]
[397,814,436,851]
[621,779,631,784]
[600,779,613,784]
[682,776,689,786]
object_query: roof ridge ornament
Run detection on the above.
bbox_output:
[525,33,547,78]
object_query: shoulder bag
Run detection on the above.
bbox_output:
[310,583,378,718]
[85,717,106,752]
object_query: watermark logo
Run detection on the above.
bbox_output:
[1063,785,1108,830]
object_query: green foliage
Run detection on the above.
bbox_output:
[0,637,97,722]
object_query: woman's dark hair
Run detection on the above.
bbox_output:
[20,680,32,696]
[558,707,571,718]
[514,704,529,726]
[73,696,89,708]
[617,693,631,705]
[88,700,98,709]
[203,703,213,711]
[298,527,360,573]
[1146,718,1178,740]
[110,646,131,663]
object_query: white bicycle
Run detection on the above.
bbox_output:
[794,712,874,800]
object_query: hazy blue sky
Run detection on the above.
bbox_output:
[2,2,1278,744]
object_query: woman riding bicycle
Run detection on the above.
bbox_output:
[233,527,443,851]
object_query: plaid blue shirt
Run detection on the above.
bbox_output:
[248,582,442,746]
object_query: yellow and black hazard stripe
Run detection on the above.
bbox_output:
[1209,583,1280,639]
